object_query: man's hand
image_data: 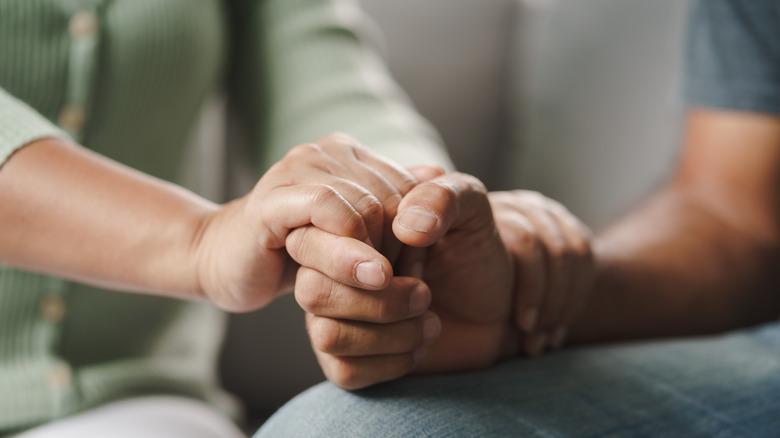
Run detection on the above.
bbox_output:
[301,172,518,389]
[489,190,595,356]
[394,173,517,373]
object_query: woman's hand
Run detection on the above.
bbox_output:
[194,133,422,312]
[489,190,595,356]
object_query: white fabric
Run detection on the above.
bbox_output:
[12,396,246,438]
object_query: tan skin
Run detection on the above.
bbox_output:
[302,174,595,389]
[571,108,780,343]
[0,133,431,313]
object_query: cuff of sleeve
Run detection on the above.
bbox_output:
[0,89,70,167]
[684,78,780,117]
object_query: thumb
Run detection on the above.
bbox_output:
[392,172,493,248]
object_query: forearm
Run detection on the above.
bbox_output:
[570,185,780,344]
[0,138,216,298]
[241,0,453,170]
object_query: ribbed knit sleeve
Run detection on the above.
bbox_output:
[227,0,454,171]
[0,88,68,167]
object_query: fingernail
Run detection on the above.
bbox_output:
[527,334,548,358]
[422,313,441,342]
[355,262,385,288]
[409,284,431,314]
[517,308,539,333]
[398,207,439,233]
[551,327,568,350]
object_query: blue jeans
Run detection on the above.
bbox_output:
[255,322,780,437]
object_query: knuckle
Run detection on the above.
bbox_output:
[454,171,488,194]
[571,240,593,260]
[545,241,568,262]
[342,209,369,240]
[515,227,540,249]
[285,226,310,259]
[397,177,417,197]
[354,191,385,224]
[322,131,357,145]
[328,360,363,390]
[426,180,457,206]
[382,192,403,216]
[309,185,369,240]
[310,184,341,207]
[369,296,395,322]
[520,190,547,205]
[498,190,525,206]
[432,172,488,202]
[295,270,336,313]
[286,142,323,160]
[309,317,345,354]
[319,133,366,157]
[543,196,566,211]
[488,190,512,205]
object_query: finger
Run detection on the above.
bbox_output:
[316,134,418,261]
[553,240,595,345]
[267,157,388,250]
[522,333,549,358]
[303,178,386,250]
[520,208,572,332]
[546,210,594,349]
[560,257,596,329]
[295,267,431,323]
[270,140,408,252]
[286,226,392,290]
[544,197,594,242]
[253,184,371,249]
[307,311,440,357]
[494,210,546,333]
[339,158,405,262]
[393,172,492,247]
[406,165,446,183]
[316,133,420,197]
[313,348,427,390]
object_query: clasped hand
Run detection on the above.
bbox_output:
[195,133,594,389]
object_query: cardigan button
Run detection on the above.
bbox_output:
[69,11,98,39]
[39,294,66,324]
[47,363,73,390]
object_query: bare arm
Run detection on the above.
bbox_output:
[571,108,780,343]
[0,138,213,298]
[0,134,419,313]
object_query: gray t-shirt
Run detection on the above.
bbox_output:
[684,0,780,116]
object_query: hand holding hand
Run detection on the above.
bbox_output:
[302,172,518,388]
[489,190,595,355]
[193,133,418,312]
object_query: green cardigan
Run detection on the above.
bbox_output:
[0,0,451,433]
